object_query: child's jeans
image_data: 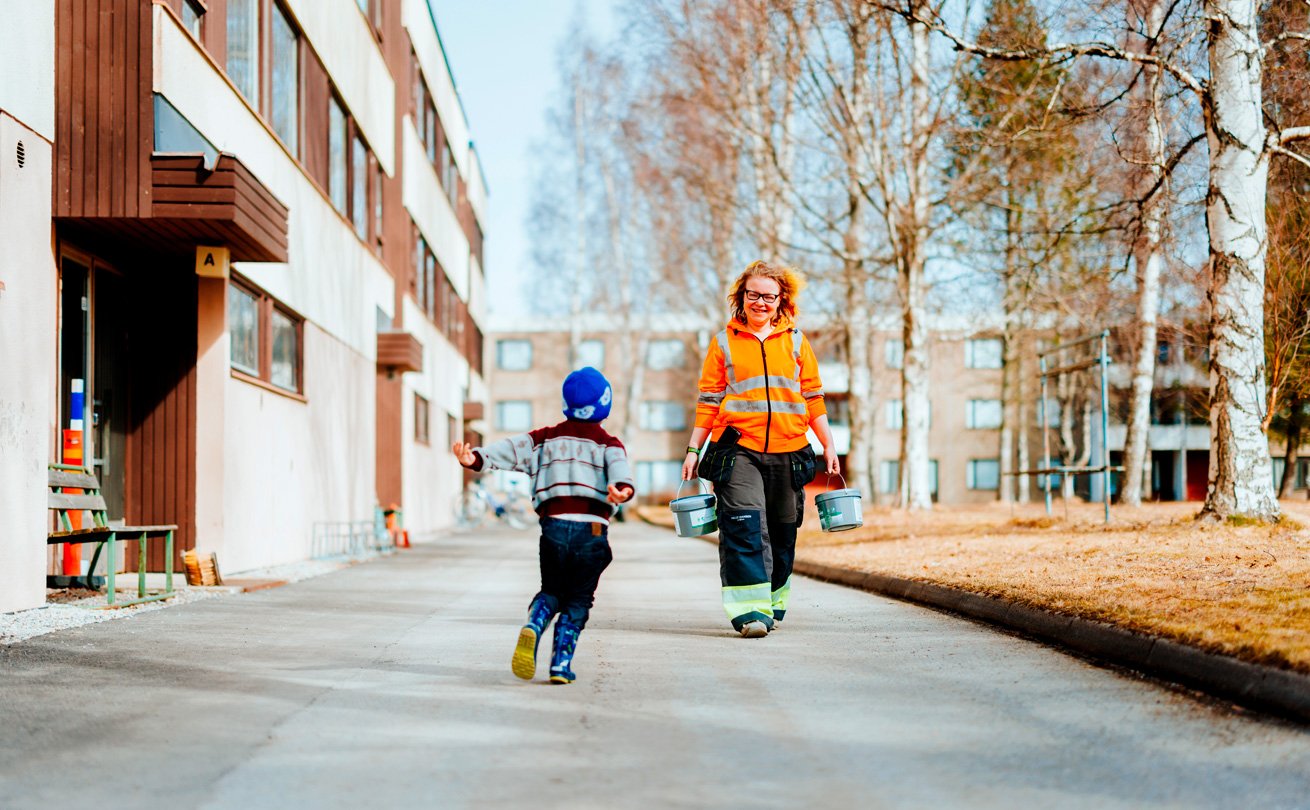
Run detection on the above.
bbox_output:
[533,517,613,629]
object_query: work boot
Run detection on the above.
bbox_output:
[739,620,769,638]
[512,596,556,680]
[549,615,582,684]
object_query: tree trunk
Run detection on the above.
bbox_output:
[1278,399,1303,498]
[844,211,876,501]
[1016,345,1030,503]
[998,331,1015,503]
[1122,0,1168,508]
[1200,0,1279,521]
[896,9,934,511]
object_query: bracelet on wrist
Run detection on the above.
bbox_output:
[686,446,700,456]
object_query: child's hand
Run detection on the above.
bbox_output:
[452,442,476,468]
[607,484,633,504]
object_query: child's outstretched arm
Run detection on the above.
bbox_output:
[452,442,477,468]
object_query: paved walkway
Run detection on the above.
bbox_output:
[2,521,1308,809]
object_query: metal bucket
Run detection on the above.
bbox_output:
[669,479,717,537]
[815,474,863,532]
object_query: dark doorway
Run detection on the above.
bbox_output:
[1151,450,1177,501]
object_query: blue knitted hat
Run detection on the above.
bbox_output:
[562,367,612,422]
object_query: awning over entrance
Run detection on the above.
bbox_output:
[58,153,289,263]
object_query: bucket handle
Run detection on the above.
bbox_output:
[823,471,848,492]
[676,477,710,499]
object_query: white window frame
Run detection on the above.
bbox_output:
[967,459,1001,490]
[966,399,1003,430]
[496,339,533,371]
[496,400,532,432]
[965,338,1003,369]
[646,339,686,370]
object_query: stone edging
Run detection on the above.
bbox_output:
[792,558,1310,725]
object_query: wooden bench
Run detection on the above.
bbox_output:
[48,464,177,607]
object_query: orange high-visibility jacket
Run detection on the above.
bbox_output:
[695,317,826,453]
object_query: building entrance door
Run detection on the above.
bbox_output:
[58,248,127,520]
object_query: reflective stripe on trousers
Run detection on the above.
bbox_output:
[714,448,801,630]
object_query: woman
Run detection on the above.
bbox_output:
[681,260,839,638]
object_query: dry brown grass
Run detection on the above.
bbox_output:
[797,499,1310,674]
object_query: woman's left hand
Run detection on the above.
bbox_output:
[823,446,840,476]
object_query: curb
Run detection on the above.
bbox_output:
[793,558,1310,725]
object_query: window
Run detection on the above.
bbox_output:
[968,459,1000,490]
[228,284,260,376]
[270,308,298,391]
[1272,457,1287,489]
[373,158,384,251]
[637,461,683,496]
[351,135,368,240]
[329,97,348,215]
[647,339,686,370]
[879,460,899,494]
[965,338,1003,369]
[880,459,938,495]
[182,0,204,38]
[228,276,303,394]
[496,401,532,432]
[966,399,1003,429]
[1296,458,1310,490]
[577,339,605,370]
[415,394,430,444]
[1037,397,1061,427]
[226,0,259,106]
[1157,340,1172,365]
[885,338,903,369]
[497,340,533,371]
[414,234,428,315]
[640,401,687,432]
[885,400,903,430]
[269,4,298,152]
[825,396,850,426]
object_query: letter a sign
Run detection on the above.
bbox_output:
[196,246,231,279]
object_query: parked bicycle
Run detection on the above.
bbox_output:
[455,479,534,530]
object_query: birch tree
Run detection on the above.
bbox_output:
[1119,0,1170,507]
[886,0,1310,521]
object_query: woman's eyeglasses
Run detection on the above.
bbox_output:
[744,291,780,304]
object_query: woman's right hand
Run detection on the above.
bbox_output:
[681,451,699,481]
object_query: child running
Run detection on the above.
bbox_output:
[452,367,635,684]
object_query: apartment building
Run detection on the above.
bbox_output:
[483,314,1021,505]
[0,0,485,613]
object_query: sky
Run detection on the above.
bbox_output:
[427,0,620,318]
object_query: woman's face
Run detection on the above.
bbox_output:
[743,277,782,328]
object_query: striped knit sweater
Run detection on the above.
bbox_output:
[470,419,635,523]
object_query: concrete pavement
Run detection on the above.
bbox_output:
[2,520,1309,809]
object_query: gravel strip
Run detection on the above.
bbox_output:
[0,549,394,646]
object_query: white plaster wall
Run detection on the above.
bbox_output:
[222,325,375,573]
[283,0,395,174]
[155,9,396,360]
[0,115,54,612]
[0,4,55,140]
[400,297,467,535]
[402,121,470,302]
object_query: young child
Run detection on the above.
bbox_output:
[452,366,635,684]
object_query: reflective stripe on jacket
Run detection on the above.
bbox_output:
[694,318,826,453]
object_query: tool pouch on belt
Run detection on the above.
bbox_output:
[698,440,738,485]
[790,446,817,491]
